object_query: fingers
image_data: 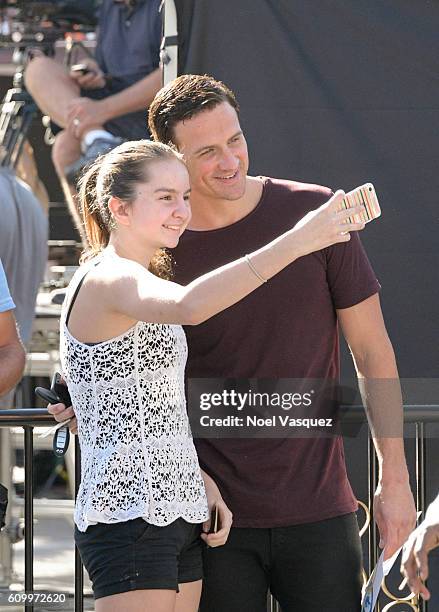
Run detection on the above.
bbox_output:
[200,502,233,547]
[70,417,78,435]
[401,535,431,600]
[327,190,366,226]
[77,71,96,87]
[340,221,366,233]
[77,72,105,90]
[414,545,429,582]
[323,195,366,242]
[47,402,74,422]
[47,404,77,435]
[326,189,346,208]
[69,70,83,84]
[336,204,364,221]
[375,512,387,551]
[200,524,229,547]
[378,523,401,560]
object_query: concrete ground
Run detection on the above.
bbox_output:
[1,499,93,612]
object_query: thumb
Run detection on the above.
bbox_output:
[202,518,211,534]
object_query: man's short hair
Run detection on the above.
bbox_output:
[148,74,239,145]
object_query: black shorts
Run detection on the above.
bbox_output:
[74,517,203,600]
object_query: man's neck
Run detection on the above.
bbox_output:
[188,176,264,231]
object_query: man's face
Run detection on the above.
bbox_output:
[173,102,249,203]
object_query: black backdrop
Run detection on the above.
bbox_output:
[175,0,439,379]
[174,1,439,599]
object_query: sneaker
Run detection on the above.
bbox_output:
[65,135,123,185]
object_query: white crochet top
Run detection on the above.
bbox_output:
[60,261,209,532]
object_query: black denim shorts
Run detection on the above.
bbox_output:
[74,517,203,600]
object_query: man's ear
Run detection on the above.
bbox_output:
[108,196,130,226]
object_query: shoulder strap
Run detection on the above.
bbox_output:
[65,260,101,327]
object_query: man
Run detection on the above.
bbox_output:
[51,74,416,611]
[0,259,25,397]
[401,492,439,602]
[0,173,44,582]
[24,0,162,237]
[0,167,48,347]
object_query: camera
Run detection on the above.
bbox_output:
[0,0,97,48]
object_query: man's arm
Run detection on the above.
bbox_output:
[337,293,416,558]
[67,69,162,138]
[0,310,25,396]
[99,68,162,119]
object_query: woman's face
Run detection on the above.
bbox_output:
[127,159,192,249]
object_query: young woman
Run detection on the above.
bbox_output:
[60,140,364,612]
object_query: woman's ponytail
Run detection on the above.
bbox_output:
[77,158,112,263]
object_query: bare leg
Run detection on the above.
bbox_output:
[16,140,50,214]
[51,129,81,175]
[51,130,86,243]
[175,580,203,612]
[24,56,81,128]
[95,588,176,612]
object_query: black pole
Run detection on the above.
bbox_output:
[24,425,34,610]
[367,434,378,574]
[74,436,83,612]
[416,422,427,612]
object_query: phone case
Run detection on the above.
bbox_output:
[52,373,72,407]
[342,183,381,225]
[209,506,219,533]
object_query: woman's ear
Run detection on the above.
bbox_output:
[108,196,130,226]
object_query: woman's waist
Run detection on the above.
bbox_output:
[80,430,195,455]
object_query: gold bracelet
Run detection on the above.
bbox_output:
[245,254,267,283]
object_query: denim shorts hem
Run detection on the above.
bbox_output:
[94,579,177,600]
[178,565,203,584]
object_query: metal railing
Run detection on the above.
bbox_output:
[0,405,438,611]
[0,409,82,611]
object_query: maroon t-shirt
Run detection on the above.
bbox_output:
[172,177,381,527]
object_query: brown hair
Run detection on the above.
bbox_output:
[148,74,239,145]
[77,139,184,279]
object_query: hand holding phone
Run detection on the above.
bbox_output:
[208,506,220,534]
[70,63,93,76]
[341,183,381,225]
[70,62,106,90]
[35,373,72,455]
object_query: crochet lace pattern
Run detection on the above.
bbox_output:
[60,267,209,532]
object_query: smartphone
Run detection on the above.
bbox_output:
[341,183,381,225]
[71,63,92,75]
[208,506,220,534]
[35,373,72,456]
[35,372,71,407]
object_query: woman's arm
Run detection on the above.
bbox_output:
[105,192,364,325]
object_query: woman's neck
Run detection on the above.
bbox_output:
[106,235,154,269]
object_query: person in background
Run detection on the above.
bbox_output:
[0,259,25,398]
[24,0,162,240]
